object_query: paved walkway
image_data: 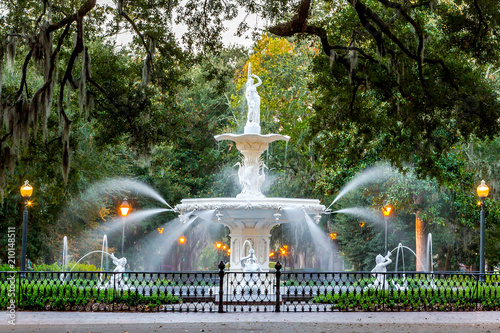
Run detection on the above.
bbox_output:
[2,311,500,332]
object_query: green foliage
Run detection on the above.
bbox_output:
[0,282,180,311]
[0,264,19,271]
[33,262,97,272]
[302,1,500,179]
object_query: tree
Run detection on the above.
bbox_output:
[264,0,500,178]
[0,0,186,189]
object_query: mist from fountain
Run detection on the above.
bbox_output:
[281,207,305,221]
[192,209,216,222]
[303,212,337,270]
[106,178,173,208]
[132,215,200,270]
[101,208,172,234]
[333,207,384,226]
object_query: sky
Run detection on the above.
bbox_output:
[96,0,261,49]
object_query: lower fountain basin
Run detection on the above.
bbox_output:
[175,197,325,223]
[175,197,325,271]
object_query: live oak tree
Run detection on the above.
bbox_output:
[0,0,185,192]
[263,0,500,180]
[0,0,187,265]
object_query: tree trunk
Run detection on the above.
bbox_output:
[415,211,427,271]
[444,244,451,272]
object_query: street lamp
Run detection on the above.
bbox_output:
[280,246,288,270]
[177,236,186,270]
[119,198,131,257]
[477,180,489,280]
[20,181,33,272]
[382,205,393,254]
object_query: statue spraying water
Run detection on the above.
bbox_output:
[366,251,392,290]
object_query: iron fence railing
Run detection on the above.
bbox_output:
[2,263,500,312]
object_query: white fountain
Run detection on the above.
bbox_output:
[174,64,325,271]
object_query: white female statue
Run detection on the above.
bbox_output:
[244,63,262,134]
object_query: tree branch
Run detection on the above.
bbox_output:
[118,0,152,60]
[472,0,488,48]
[46,0,96,33]
[15,49,33,100]
[59,15,86,124]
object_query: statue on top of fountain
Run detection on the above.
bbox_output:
[213,62,290,199]
[244,63,262,134]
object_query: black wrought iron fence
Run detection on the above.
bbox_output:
[2,263,500,312]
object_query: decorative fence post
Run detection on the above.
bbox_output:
[218,261,225,313]
[275,261,282,312]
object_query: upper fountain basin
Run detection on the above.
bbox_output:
[215,133,290,144]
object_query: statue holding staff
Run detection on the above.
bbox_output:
[245,63,262,125]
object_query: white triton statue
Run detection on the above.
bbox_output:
[367,251,392,290]
[101,253,129,290]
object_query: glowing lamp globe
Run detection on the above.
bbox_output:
[119,198,131,217]
[477,180,489,198]
[382,205,393,217]
[20,181,33,199]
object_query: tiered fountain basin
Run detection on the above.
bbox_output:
[175,197,325,271]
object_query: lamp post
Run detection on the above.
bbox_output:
[20,181,33,272]
[477,180,489,281]
[178,236,186,270]
[222,244,227,261]
[280,245,288,271]
[382,205,393,254]
[119,198,131,257]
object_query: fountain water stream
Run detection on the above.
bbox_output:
[101,235,109,272]
[62,236,69,271]
[327,165,392,209]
